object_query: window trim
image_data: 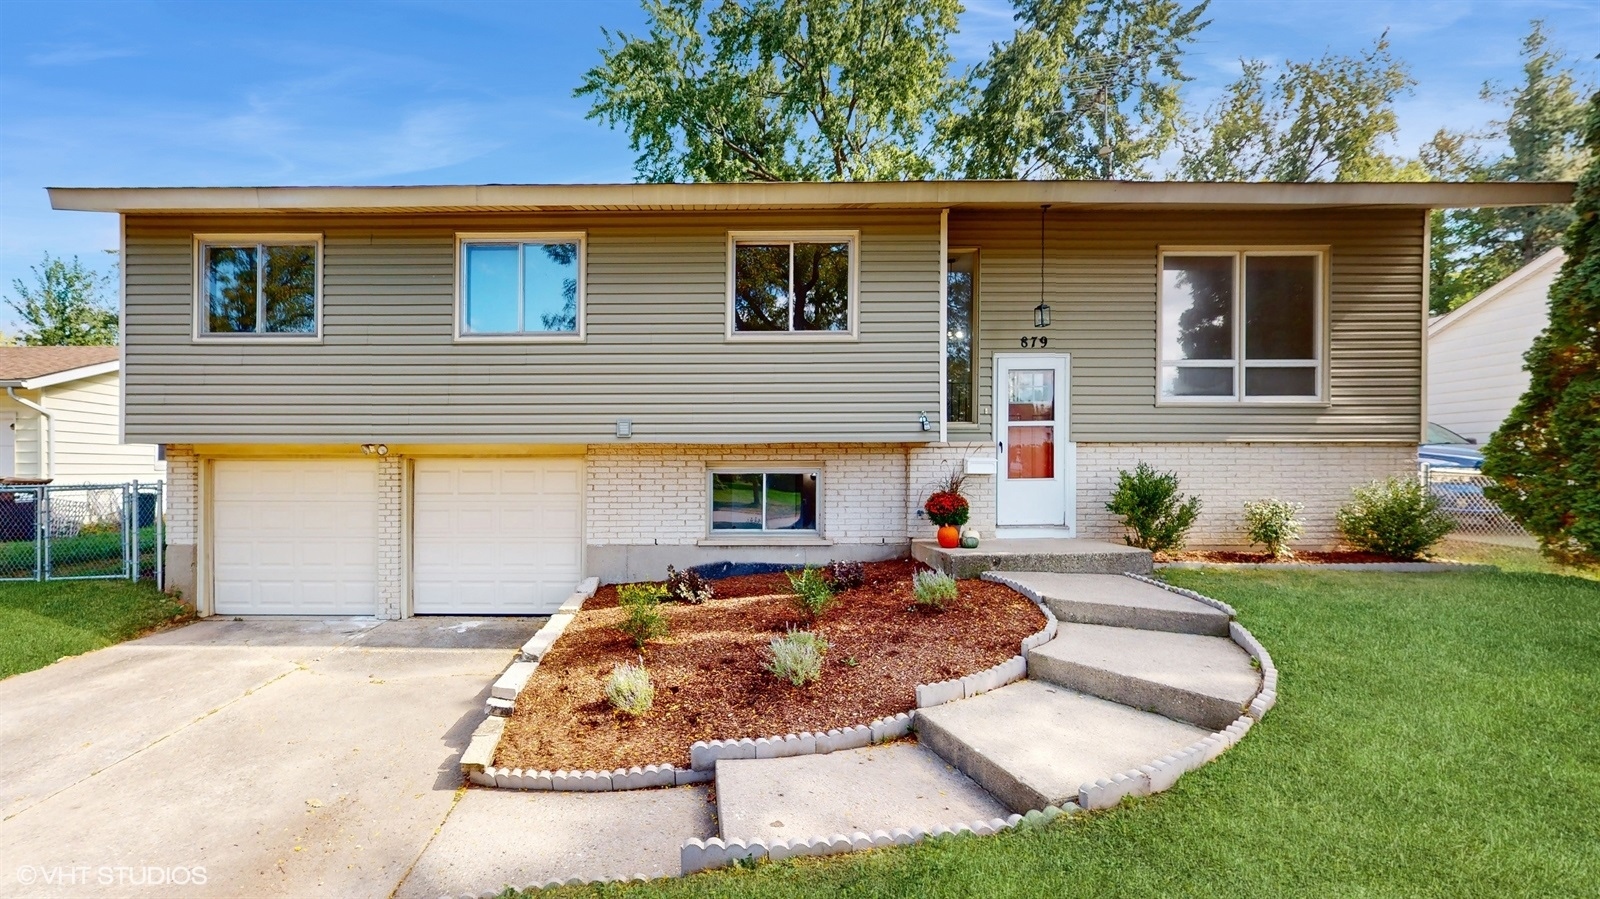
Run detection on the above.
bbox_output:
[1155,245,1329,406]
[725,230,860,341]
[454,232,587,343]
[946,247,980,425]
[192,233,324,343]
[704,465,825,538]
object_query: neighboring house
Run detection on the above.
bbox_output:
[50,180,1570,618]
[0,346,165,485]
[1427,248,1563,444]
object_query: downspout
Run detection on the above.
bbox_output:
[6,387,51,478]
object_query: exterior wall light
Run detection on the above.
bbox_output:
[1034,300,1051,329]
[360,444,388,455]
[919,411,932,432]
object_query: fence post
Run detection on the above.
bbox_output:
[128,481,138,582]
[155,481,164,591]
[38,486,49,581]
[32,486,43,582]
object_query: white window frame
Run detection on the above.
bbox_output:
[455,232,587,342]
[1156,246,1329,405]
[192,233,324,343]
[706,466,824,536]
[726,231,860,341]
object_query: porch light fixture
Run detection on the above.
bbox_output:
[1035,204,1051,329]
[360,443,388,456]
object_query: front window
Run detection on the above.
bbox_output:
[947,251,977,423]
[1159,249,1323,402]
[729,233,856,335]
[710,470,819,532]
[197,237,320,337]
[458,235,584,338]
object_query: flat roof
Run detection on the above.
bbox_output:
[47,180,1574,214]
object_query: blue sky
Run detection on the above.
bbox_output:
[0,0,1595,333]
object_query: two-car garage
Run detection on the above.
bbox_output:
[208,457,582,617]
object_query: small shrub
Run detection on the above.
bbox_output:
[664,565,714,604]
[1106,462,1202,553]
[764,628,828,686]
[1337,475,1455,559]
[616,582,668,607]
[604,662,654,716]
[786,566,835,619]
[911,569,958,610]
[823,560,865,591]
[615,584,669,648]
[1243,498,1304,559]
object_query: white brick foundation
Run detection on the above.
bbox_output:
[907,442,997,537]
[1075,443,1415,549]
[377,456,404,619]
[162,444,198,604]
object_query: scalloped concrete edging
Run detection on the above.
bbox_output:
[680,804,1078,875]
[1154,560,1490,572]
[445,870,669,898]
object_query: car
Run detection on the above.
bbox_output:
[1419,422,1484,470]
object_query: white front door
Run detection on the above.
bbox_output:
[994,354,1074,532]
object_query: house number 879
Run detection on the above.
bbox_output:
[1019,336,1049,348]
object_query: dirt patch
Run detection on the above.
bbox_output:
[496,558,1045,771]
[1157,550,1408,564]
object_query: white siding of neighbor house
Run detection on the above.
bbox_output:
[0,393,41,478]
[1427,251,1561,444]
[0,374,165,484]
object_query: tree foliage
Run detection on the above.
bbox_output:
[1175,35,1415,182]
[944,0,1209,179]
[1482,91,1600,567]
[575,0,962,181]
[5,253,118,346]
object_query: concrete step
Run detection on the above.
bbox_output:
[990,573,1231,636]
[713,742,1008,843]
[1027,624,1260,730]
[914,680,1208,813]
[912,538,1152,580]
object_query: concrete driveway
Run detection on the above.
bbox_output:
[0,616,537,898]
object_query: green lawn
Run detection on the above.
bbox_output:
[0,579,190,679]
[0,526,159,578]
[534,567,1600,898]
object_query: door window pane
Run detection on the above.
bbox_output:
[711,473,764,530]
[734,244,791,332]
[793,243,850,331]
[205,246,257,334]
[1007,426,1054,479]
[1162,366,1234,397]
[464,244,519,334]
[1245,366,1317,397]
[1008,370,1054,422]
[764,473,817,530]
[261,245,316,333]
[524,242,579,333]
[946,254,975,423]
[1162,255,1234,361]
[1245,255,1316,359]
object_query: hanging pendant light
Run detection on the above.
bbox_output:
[1034,204,1051,328]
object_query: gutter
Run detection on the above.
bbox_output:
[4,386,51,478]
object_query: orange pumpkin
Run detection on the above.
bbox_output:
[937,525,961,548]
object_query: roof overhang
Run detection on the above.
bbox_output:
[47,180,1575,215]
[0,359,120,390]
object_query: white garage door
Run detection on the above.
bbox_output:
[211,460,379,615]
[413,458,583,615]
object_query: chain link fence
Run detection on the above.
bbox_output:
[1421,464,1532,547]
[0,482,163,583]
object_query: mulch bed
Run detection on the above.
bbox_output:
[496,558,1045,771]
[1157,550,1409,564]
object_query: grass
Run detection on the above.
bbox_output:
[527,567,1600,898]
[0,579,191,679]
[0,526,159,578]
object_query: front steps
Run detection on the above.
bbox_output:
[990,572,1232,636]
[914,680,1207,813]
[912,538,1153,579]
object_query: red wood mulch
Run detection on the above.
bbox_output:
[1158,550,1411,563]
[495,558,1045,771]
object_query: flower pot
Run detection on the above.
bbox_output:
[937,525,961,548]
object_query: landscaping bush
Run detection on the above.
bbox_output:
[616,582,668,606]
[664,565,714,604]
[786,566,835,619]
[911,569,958,610]
[1336,475,1456,559]
[615,583,669,648]
[823,559,865,591]
[1243,498,1304,559]
[604,661,654,716]
[763,628,828,686]
[1106,462,1202,553]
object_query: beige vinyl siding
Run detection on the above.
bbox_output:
[947,208,1426,443]
[44,373,166,484]
[123,211,943,445]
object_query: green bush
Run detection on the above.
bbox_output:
[615,583,669,648]
[616,582,668,607]
[1336,476,1455,559]
[1106,462,1202,553]
[763,628,828,686]
[604,662,655,716]
[911,569,958,610]
[1243,498,1304,559]
[786,566,835,620]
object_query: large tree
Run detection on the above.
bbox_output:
[1174,35,1415,182]
[1428,21,1592,313]
[575,0,961,182]
[5,253,118,346]
[1481,91,1600,567]
[944,0,1209,180]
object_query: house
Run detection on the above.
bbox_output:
[1427,248,1563,444]
[49,180,1571,618]
[0,346,165,485]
